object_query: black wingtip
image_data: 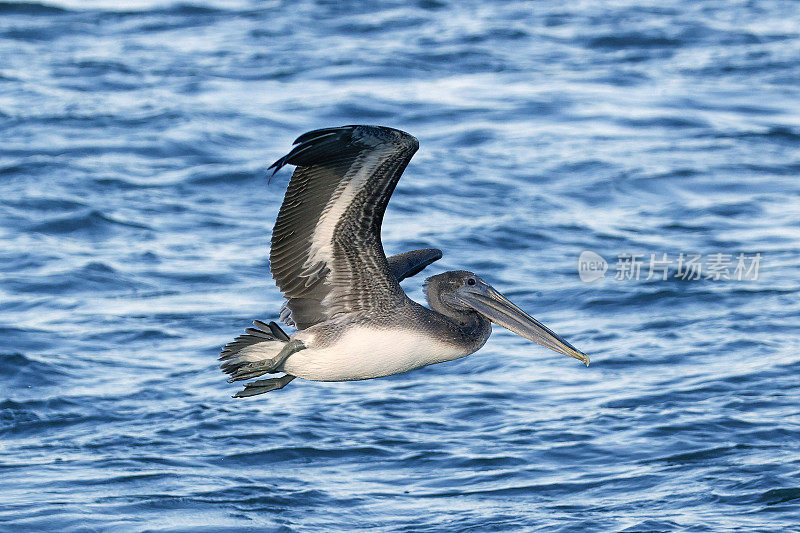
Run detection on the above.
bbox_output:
[265,125,417,183]
[266,155,289,183]
[265,128,346,181]
[292,125,355,145]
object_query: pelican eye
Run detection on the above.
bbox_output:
[466,277,477,286]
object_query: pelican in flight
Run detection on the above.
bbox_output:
[221,125,589,397]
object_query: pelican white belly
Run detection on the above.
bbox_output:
[282,327,469,381]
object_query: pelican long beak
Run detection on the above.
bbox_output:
[455,281,590,366]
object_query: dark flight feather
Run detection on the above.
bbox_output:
[268,125,420,330]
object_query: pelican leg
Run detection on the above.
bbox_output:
[268,339,304,370]
[227,339,305,382]
[234,374,296,397]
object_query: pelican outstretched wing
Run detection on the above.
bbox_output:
[387,248,442,282]
[279,247,442,327]
[268,125,419,330]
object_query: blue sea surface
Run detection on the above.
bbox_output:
[2,0,800,531]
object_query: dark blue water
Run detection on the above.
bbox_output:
[2,1,799,530]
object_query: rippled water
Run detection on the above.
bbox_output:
[2,0,800,530]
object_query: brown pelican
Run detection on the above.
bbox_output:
[220,125,589,397]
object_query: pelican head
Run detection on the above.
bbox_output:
[425,271,590,365]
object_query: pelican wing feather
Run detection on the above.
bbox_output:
[278,247,443,328]
[387,248,443,282]
[268,125,419,330]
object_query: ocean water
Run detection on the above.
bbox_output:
[1,0,799,530]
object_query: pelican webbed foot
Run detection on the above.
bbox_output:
[233,374,296,397]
